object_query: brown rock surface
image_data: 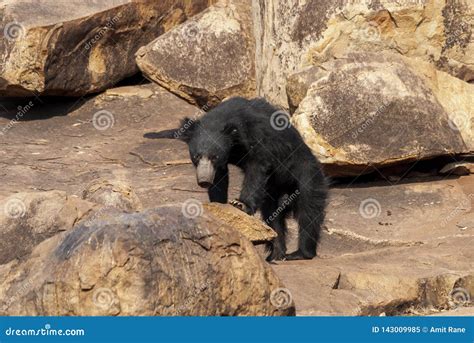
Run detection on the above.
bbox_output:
[274,236,473,315]
[291,52,469,176]
[82,179,143,212]
[136,0,256,107]
[439,162,473,176]
[204,203,276,243]
[0,191,97,265]
[0,0,211,96]
[0,84,472,316]
[253,0,474,108]
[403,57,474,152]
[0,205,294,316]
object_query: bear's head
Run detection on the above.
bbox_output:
[172,116,240,188]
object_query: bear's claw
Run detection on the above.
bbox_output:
[230,199,247,212]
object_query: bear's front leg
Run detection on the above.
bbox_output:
[208,166,229,203]
[234,162,270,215]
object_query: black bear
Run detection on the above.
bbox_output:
[144,97,328,261]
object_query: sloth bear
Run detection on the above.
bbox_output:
[144,97,328,261]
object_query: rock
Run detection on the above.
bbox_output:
[0,0,211,96]
[320,178,474,250]
[136,0,256,108]
[456,216,474,231]
[0,205,294,316]
[253,0,474,108]
[286,66,324,114]
[288,55,474,154]
[104,86,155,99]
[82,179,143,212]
[203,203,276,243]
[1,73,473,316]
[273,236,474,315]
[439,162,472,176]
[0,191,97,265]
[291,52,467,176]
[275,176,474,315]
[404,57,474,152]
[430,307,474,316]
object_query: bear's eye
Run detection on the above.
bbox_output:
[223,125,238,135]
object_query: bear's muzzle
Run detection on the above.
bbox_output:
[196,156,215,188]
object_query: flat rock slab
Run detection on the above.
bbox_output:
[273,235,473,315]
[323,178,474,248]
[0,0,210,96]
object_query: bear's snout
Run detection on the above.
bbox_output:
[196,156,215,188]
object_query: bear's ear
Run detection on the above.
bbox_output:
[174,117,198,142]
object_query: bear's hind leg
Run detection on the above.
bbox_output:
[261,196,288,261]
[286,173,327,260]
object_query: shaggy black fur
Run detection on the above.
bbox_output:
[144,97,328,261]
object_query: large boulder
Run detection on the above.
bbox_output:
[136,0,256,108]
[81,179,143,212]
[0,0,211,96]
[0,204,293,316]
[0,191,97,265]
[253,0,474,108]
[404,56,474,153]
[291,52,469,176]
